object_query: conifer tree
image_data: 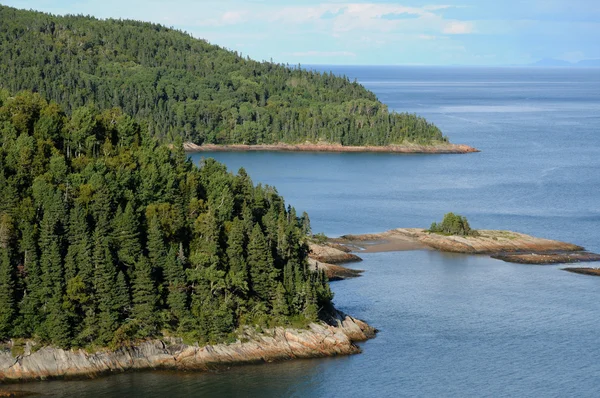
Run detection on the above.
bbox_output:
[93,228,119,345]
[0,247,15,339]
[113,202,141,271]
[272,282,289,319]
[15,211,41,336]
[132,256,158,334]
[247,224,278,302]
[147,216,167,282]
[226,218,248,296]
[164,246,189,324]
[64,203,91,282]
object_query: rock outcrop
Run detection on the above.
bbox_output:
[333,228,600,266]
[0,312,375,382]
[563,268,600,277]
[308,243,362,264]
[307,258,363,281]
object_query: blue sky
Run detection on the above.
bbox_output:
[4,0,600,65]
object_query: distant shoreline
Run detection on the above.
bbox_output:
[184,142,479,154]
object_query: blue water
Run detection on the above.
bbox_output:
[8,67,600,397]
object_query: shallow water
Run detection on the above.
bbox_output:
[7,66,600,397]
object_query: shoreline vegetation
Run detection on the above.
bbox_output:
[184,142,479,154]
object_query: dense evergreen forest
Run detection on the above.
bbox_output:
[0,90,332,349]
[0,5,446,146]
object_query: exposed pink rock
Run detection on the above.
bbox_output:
[0,313,375,382]
[185,142,479,154]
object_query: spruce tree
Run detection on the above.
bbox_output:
[147,216,167,284]
[164,246,189,325]
[93,228,119,345]
[247,224,278,302]
[0,247,15,339]
[226,218,248,296]
[272,282,289,319]
[132,256,158,334]
[113,202,141,271]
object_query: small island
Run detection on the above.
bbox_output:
[309,213,600,280]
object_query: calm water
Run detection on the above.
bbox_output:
[8,67,600,397]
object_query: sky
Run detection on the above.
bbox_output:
[3,0,600,65]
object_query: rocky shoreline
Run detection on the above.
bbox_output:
[329,228,600,267]
[0,311,375,383]
[184,142,479,154]
[307,243,364,281]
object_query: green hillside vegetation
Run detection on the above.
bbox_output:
[0,90,332,348]
[0,5,446,147]
[428,213,479,237]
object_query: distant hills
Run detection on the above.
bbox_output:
[530,58,600,67]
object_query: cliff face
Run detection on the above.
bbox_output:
[0,313,375,382]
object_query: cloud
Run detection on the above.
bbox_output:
[287,51,357,57]
[442,21,474,34]
[221,11,246,25]
[258,3,478,39]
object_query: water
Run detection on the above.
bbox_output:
[7,67,600,397]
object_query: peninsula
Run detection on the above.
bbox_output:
[0,5,474,153]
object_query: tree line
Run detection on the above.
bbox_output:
[0,91,332,349]
[0,5,447,147]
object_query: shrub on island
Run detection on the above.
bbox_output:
[428,213,479,237]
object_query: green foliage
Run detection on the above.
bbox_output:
[0,5,446,147]
[429,213,479,237]
[0,91,332,348]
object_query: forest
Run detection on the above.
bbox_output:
[0,5,446,147]
[0,90,332,349]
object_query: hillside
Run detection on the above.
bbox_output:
[0,91,333,348]
[0,5,447,147]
